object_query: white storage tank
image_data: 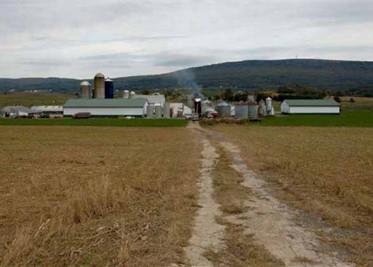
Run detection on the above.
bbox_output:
[80,81,91,98]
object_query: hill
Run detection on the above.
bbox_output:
[1,59,373,94]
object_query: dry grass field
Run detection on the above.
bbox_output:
[0,126,200,266]
[212,126,373,266]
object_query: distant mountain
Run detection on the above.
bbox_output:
[1,59,373,93]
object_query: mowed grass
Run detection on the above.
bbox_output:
[212,125,373,266]
[0,126,200,266]
[0,118,188,127]
[0,92,71,107]
[260,111,373,127]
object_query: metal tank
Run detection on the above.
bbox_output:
[266,97,275,116]
[80,81,91,98]
[93,73,105,99]
[147,105,154,118]
[163,103,170,118]
[123,90,130,99]
[258,99,267,117]
[235,104,249,119]
[248,104,259,121]
[130,91,136,98]
[155,105,162,118]
[105,78,114,99]
[216,101,231,118]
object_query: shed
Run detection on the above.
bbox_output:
[281,99,340,114]
[63,98,148,117]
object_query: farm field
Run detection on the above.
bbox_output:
[0,126,200,266]
[0,92,71,107]
[0,118,188,127]
[211,125,373,266]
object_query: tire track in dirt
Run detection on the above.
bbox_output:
[181,123,225,267]
[220,141,354,267]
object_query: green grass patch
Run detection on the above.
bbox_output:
[258,111,373,127]
[0,118,188,127]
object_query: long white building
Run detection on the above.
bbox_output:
[281,99,341,114]
[63,98,148,117]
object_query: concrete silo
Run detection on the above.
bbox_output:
[93,73,105,99]
[80,81,91,98]
[105,78,114,99]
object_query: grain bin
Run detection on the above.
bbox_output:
[155,105,162,118]
[93,73,105,99]
[248,104,259,120]
[80,81,91,98]
[105,78,114,99]
[147,105,154,118]
[163,103,170,118]
[216,101,231,118]
[235,104,249,119]
[123,90,130,99]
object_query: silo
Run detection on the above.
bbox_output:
[80,81,91,98]
[266,97,275,115]
[93,73,105,99]
[130,91,136,98]
[248,104,259,120]
[155,105,162,118]
[123,90,130,99]
[235,104,249,119]
[216,101,231,118]
[105,78,114,99]
[147,105,154,118]
[163,103,170,118]
[258,99,267,117]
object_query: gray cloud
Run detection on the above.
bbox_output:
[1,0,373,78]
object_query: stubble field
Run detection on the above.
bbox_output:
[0,126,199,266]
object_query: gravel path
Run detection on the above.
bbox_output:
[181,123,354,267]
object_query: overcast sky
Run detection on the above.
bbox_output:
[1,0,373,78]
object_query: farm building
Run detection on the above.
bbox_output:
[133,93,166,107]
[1,106,39,118]
[63,98,148,117]
[281,99,341,114]
[31,106,63,118]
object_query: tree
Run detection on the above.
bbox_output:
[222,89,234,101]
[334,96,341,103]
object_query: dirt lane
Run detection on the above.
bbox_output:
[181,123,354,267]
[182,124,225,267]
[221,141,354,267]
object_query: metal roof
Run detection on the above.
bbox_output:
[133,94,166,105]
[64,98,147,108]
[80,81,91,86]
[31,106,63,112]
[284,99,340,107]
[95,73,105,78]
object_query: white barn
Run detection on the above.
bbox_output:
[281,99,341,114]
[64,98,148,117]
